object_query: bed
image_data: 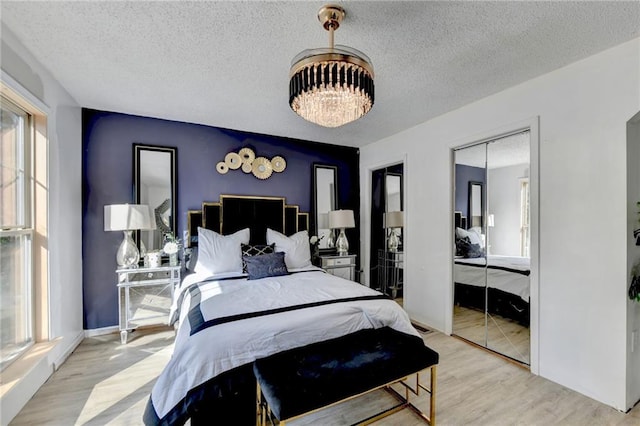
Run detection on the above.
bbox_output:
[453,226,530,326]
[143,195,423,425]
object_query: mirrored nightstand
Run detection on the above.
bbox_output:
[116,265,181,344]
[377,250,403,298]
[320,254,357,282]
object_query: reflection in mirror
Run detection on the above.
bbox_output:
[134,144,177,253]
[485,133,531,364]
[370,164,404,304]
[313,164,337,250]
[469,182,484,228]
[385,173,403,251]
[453,131,531,366]
[453,144,487,348]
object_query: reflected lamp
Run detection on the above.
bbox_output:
[384,211,403,252]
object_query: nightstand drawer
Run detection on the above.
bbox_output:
[322,257,353,267]
[319,254,357,282]
[121,269,172,282]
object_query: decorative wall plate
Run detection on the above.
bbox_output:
[216,162,229,174]
[241,162,253,173]
[225,152,242,169]
[271,156,287,173]
[239,147,256,164]
[252,157,273,180]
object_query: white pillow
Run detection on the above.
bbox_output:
[456,227,483,247]
[266,229,312,269]
[194,227,250,275]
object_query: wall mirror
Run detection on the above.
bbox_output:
[313,164,338,251]
[385,172,403,251]
[468,181,484,228]
[134,144,177,253]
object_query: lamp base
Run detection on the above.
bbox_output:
[336,228,349,256]
[117,230,140,269]
[327,229,336,248]
[388,229,399,252]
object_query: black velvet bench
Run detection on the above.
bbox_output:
[253,327,439,425]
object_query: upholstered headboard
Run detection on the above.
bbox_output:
[187,194,309,246]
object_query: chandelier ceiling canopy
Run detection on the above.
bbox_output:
[289,4,375,128]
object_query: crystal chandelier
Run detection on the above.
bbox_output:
[289,4,374,128]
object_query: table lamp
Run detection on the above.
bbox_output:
[384,211,403,252]
[328,210,355,255]
[104,204,155,268]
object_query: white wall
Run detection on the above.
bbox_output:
[1,26,83,423]
[626,113,640,408]
[488,163,528,256]
[360,38,639,410]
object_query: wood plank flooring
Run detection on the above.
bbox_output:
[11,326,640,425]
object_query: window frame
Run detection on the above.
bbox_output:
[0,71,50,375]
[1,94,35,371]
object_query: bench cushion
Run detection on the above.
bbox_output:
[253,327,439,420]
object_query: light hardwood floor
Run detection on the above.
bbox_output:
[11,326,640,425]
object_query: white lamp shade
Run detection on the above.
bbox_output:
[104,204,156,231]
[384,211,403,228]
[328,209,355,229]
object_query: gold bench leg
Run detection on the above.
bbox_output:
[430,366,437,426]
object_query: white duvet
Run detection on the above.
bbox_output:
[150,267,418,419]
[454,255,530,302]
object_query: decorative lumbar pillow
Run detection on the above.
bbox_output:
[243,251,289,280]
[241,243,275,273]
[266,229,312,269]
[194,227,250,275]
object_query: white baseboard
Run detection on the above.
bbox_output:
[53,330,84,370]
[84,325,119,338]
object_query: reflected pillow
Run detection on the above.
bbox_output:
[243,251,289,280]
[456,227,483,247]
[241,243,275,273]
[194,227,250,275]
[266,229,312,269]
[456,236,484,258]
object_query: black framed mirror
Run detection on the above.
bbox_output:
[133,144,177,253]
[468,181,484,228]
[312,164,338,252]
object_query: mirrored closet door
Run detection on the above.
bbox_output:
[453,131,531,365]
[370,164,404,303]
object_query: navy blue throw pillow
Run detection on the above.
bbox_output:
[243,251,289,280]
[241,243,275,273]
[456,236,484,258]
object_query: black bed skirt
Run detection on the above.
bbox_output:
[454,283,530,327]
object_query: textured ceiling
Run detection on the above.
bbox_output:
[1,1,638,148]
[455,131,530,169]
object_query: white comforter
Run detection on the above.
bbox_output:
[150,267,418,420]
[454,255,530,302]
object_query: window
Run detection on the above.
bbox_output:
[520,179,530,257]
[1,95,33,371]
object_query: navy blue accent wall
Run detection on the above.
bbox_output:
[82,109,359,330]
[455,164,485,221]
